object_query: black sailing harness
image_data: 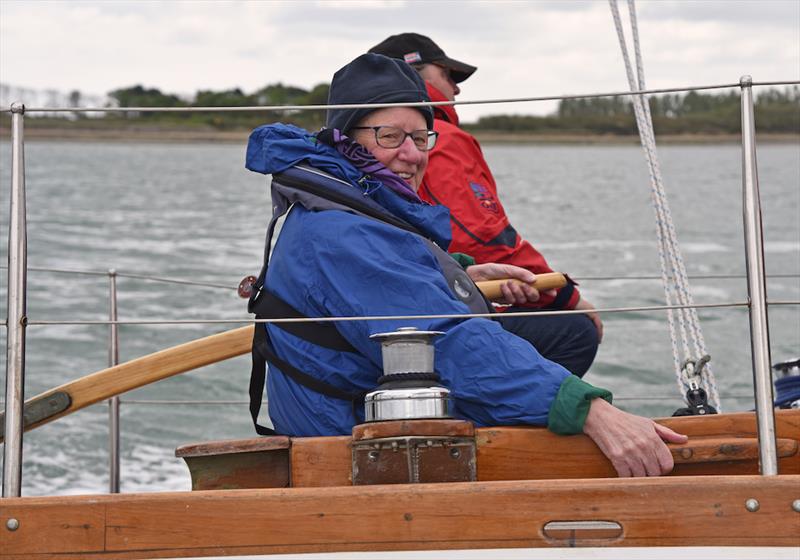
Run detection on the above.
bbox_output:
[248,164,492,435]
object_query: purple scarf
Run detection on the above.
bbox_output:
[317,128,421,202]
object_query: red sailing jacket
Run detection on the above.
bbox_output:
[419,83,580,310]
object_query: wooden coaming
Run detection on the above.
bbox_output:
[2,475,798,559]
[177,410,800,490]
[175,436,291,490]
[290,435,352,487]
[476,410,800,480]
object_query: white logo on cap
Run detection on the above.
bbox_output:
[404,51,423,64]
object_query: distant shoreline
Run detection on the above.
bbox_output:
[472,131,799,145]
[1,126,798,145]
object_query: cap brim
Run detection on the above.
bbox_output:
[438,57,477,83]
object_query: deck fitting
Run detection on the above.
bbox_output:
[745,498,760,512]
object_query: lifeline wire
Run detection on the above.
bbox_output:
[609,0,721,410]
[7,80,797,114]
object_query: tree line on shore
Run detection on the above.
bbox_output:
[15,83,800,135]
[470,88,799,135]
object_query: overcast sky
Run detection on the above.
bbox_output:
[1,0,798,121]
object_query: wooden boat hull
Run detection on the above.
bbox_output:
[2,475,798,558]
[4,410,798,558]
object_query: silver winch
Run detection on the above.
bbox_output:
[364,327,451,422]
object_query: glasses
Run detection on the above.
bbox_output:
[350,126,438,151]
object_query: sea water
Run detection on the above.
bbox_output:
[0,140,797,496]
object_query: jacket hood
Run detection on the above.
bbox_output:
[246,123,452,249]
[246,123,363,182]
[426,83,460,126]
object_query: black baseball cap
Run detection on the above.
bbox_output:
[368,33,477,83]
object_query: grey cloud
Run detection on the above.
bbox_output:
[268,1,521,42]
[636,0,800,28]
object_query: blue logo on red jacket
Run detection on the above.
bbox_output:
[469,182,498,214]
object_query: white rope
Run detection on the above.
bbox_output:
[608,0,721,410]
[628,1,720,407]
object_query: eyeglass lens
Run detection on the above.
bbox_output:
[374,127,436,150]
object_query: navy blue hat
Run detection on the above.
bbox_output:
[326,53,434,134]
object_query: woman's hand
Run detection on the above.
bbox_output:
[582,398,688,477]
[466,263,552,305]
[574,297,604,343]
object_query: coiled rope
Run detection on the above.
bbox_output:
[608,0,722,410]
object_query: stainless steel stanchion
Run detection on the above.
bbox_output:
[108,269,121,493]
[3,102,29,497]
[739,75,778,476]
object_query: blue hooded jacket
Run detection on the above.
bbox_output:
[246,124,594,437]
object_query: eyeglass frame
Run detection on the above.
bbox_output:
[349,126,439,151]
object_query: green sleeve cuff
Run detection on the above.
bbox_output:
[547,375,613,435]
[449,252,476,269]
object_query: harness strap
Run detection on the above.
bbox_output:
[251,289,356,353]
[275,167,424,237]
[249,314,365,435]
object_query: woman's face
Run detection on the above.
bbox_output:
[351,107,429,191]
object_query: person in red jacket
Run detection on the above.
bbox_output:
[369,33,602,377]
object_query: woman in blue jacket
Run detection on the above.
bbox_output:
[246,53,686,478]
